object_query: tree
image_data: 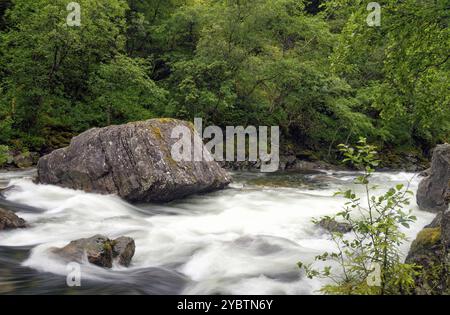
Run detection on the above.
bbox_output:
[0,0,12,31]
[327,0,450,149]
[166,0,376,151]
[88,55,167,126]
[0,0,165,150]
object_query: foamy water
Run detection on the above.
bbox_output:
[0,169,435,294]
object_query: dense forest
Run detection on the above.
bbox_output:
[0,0,448,162]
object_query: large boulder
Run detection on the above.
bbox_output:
[0,207,26,230]
[417,144,450,212]
[51,235,136,268]
[37,119,231,202]
[406,211,450,294]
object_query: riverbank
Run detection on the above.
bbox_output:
[219,148,430,173]
[1,149,430,175]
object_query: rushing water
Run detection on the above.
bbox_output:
[0,169,435,295]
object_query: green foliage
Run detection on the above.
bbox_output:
[164,0,375,149]
[298,138,420,295]
[0,0,447,158]
[327,0,450,149]
[0,0,162,150]
[88,55,167,126]
[0,145,9,167]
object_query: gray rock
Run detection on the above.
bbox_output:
[426,210,450,243]
[291,160,318,171]
[279,155,297,170]
[52,235,136,268]
[405,218,450,295]
[30,152,40,164]
[287,160,331,174]
[417,144,450,213]
[0,207,26,230]
[318,218,352,234]
[419,168,431,177]
[37,119,231,202]
[13,152,34,168]
[112,236,135,267]
[52,235,113,268]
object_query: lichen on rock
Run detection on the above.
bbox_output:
[37,119,231,202]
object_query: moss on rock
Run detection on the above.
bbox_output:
[411,228,442,252]
[157,118,176,123]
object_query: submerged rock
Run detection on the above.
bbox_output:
[37,119,231,202]
[317,218,352,234]
[417,144,450,213]
[289,160,329,173]
[52,235,136,268]
[0,207,26,230]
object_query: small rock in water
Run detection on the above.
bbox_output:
[52,235,136,268]
[112,236,135,267]
[0,207,26,230]
[318,218,352,234]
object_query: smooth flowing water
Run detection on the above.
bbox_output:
[0,169,435,295]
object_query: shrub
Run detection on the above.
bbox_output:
[298,137,419,295]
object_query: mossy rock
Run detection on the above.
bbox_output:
[406,227,450,295]
[157,118,177,123]
[51,235,135,268]
[148,125,163,140]
[410,228,441,253]
[318,218,353,234]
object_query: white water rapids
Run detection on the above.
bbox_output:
[0,169,435,294]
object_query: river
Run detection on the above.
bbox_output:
[0,168,434,294]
